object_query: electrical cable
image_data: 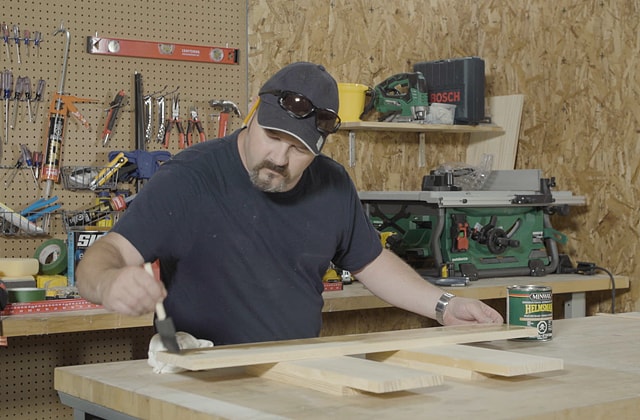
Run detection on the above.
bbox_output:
[594,266,616,314]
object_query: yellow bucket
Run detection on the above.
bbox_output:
[337,83,369,122]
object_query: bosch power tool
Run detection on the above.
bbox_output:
[362,72,429,122]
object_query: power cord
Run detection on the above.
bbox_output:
[576,261,616,314]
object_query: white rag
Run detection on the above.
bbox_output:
[147,331,214,374]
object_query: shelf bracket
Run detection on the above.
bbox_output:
[348,131,356,167]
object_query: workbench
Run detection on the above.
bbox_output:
[54,314,640,419]
[0,273,628,418]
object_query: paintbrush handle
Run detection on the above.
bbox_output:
[144,262,167,320]
[155,302,167,320]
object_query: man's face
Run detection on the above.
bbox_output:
[239,117,316,192]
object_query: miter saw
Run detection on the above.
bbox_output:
[359,170,586,281]
[363,72,429,122]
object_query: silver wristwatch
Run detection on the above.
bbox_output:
[435,292,456,325]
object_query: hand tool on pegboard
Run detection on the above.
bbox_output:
[186,107,206,146]
[12,24,21,64]
[101,90,126,146]
[42,23,97,199]
[154,87,178,144]
[10,76,25,129]
[1,23,10,63]
[88,151,128,191]
[2,69,13,146]
[23,29,30,58]
[134,72,145,192]
[33,31,42,57]
[87,35,239,65]
[142,86,166,143]
[22,76,32,122]
[32,78,46,122]
[163,93,185,149]
[209,100,241,138]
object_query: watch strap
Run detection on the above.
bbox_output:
[435,292,456,325]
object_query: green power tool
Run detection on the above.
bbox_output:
[363,72,429,122]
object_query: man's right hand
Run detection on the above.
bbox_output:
[99,264,166,316]
[76,232,165,316]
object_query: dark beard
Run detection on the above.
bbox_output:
[249,160,290,192]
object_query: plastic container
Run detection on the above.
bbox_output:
[337,83,369,122]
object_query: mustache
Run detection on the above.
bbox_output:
[255,160,289,177]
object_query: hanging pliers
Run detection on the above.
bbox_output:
[186,107,206,147]
[163,94,185,149]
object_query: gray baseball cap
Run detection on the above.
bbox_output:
[257,62,340,155]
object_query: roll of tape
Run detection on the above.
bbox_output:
[35,239,68,275]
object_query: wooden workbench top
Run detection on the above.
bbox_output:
[1,273,627,337]
[54,315,640,419]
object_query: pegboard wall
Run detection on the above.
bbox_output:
[1,0,248,258]
[0,327,154,419]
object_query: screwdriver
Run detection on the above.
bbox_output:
[23,30,30,58]
[10,76,24,129]
[33,31,41,57]
[2,69,12,144]
[32,151,42,180]
[1,23,9,63]
[12,25,20,64]
[20,143,39,188]
[23,76,32,122]
[32,78,45,122]
[0,70,3,146]
[4,154,24,188]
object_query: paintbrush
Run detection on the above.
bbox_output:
[144,262,180,353]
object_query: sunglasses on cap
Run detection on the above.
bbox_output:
[259,90,341,135]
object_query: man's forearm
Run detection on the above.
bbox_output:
[76,232,143,304]
[355,248,445,320]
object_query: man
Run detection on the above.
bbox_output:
[77,62,503,346]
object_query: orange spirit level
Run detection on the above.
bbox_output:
[87,36,239,65]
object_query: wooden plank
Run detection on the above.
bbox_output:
[371,344,563,378]
[155,324,537,371]
[368,351,488,381]
[466,94,524,170]
[245,356,443,395]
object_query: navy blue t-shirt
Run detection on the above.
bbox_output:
[112,130,382,345]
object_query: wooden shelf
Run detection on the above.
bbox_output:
[2,273,626,338]
[337,95,524,169]
[339,120,504,134]
[0,309,153,337]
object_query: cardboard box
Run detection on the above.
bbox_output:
[67,228,109,286]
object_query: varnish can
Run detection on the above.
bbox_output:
[507,285,553,340]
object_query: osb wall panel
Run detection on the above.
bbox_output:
[249,0,637,313]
